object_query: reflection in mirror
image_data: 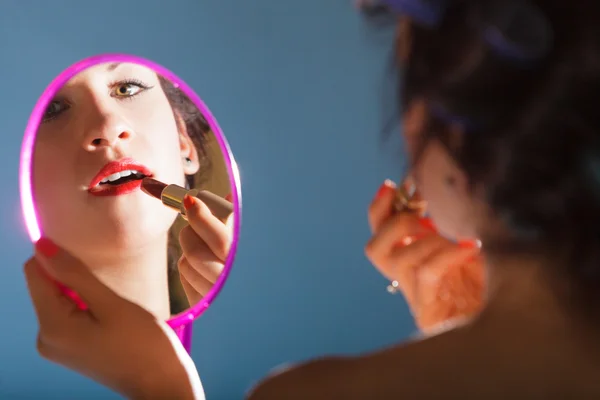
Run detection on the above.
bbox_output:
[25,57,240,323]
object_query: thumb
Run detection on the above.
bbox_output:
[224,210,235,233]
[34,237,121,318]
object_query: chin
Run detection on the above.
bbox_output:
[116,210,176,242]
[69,214,175,257]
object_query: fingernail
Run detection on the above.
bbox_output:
[458,240,478,249]
[35,237,59,258]
[418,218,437,232]
[56,283,89,311]
[225,193,233,202]
[376,180,395,199]
[183,195,195,210]
[398,232,431,247]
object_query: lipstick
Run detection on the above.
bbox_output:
[394,176,427,214]
[141,177,233,221]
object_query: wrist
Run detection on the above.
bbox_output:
[122,365,196,400]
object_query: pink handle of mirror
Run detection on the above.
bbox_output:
[172,323,193,353]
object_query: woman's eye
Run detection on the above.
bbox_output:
[113,83,145,98]
[42,100,69,122]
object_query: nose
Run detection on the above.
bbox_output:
[82,112,135,151]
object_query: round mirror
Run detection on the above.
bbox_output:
[19,54,241,340]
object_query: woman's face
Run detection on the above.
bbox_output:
[404,100,478,240]
[33,62,198,258]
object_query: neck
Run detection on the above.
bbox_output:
[78,235,172,321]
[480,253,586,333]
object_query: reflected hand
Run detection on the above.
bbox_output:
[365,180,485,332]
[178,194,233,306]
[24,238,203,400]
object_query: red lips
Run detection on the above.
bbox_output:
[88,158,153,197]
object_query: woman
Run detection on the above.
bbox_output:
[248,0,600,398]
[32,61,233,320]
[25,0,600,397]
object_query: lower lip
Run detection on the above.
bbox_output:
[88,180,143,197]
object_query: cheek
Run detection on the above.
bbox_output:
[136,99,181,154]
[32,144,71,202]
[418,161,454,220]
[31,146,79,237]
[416,144,473,239]
[134,99,186,185]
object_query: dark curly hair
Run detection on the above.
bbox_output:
[365,0,600,309]
[159,76,212,315]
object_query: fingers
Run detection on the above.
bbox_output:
[179,226,225,283]
[24,257,75,327]
[415,245,480,307]
[417,244,480,286]
[401,176,427,217]
[365,213,435,265]
[381,235,451,303]
[179,274,200,306]
[34,237,120,318]
[417,254,485,331]
[178,256,215,300]
[183,195,232,261]
[458,257,485,300]
[368,180,397,233]
[387,235,451,275]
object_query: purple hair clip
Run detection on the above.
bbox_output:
[383,0,447,27]
[481,1,553,63]
[428,102,475,131]
[377,0,553,64]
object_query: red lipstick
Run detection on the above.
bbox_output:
[88,158,153,197]
[141,177,233,221]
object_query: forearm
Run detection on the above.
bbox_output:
[125,322,206,400]
[126,377,199,400]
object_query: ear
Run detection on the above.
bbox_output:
[175,111,200,175]
[396,16,413,63]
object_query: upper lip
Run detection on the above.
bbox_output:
[88,157,153,189]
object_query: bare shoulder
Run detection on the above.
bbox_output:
[247,328,474,400]
[246,356,358,400]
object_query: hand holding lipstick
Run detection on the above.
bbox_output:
[177,193,234,306]
[365,180,485,333]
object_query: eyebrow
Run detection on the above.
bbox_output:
[105,62,123,71]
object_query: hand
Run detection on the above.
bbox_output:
[24,238,204,400]
[178,194,233,306]
[365,180,485,332]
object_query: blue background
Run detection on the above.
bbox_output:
[0,1,414,398]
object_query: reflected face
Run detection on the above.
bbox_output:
[403,100,477,240]
[33,62,197,258]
